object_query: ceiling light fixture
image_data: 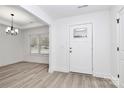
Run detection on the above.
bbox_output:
[5,14,19,36]
[78,5,88,8]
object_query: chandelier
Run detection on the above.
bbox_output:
[5,14,19,35]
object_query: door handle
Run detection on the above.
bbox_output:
[69,47,72,53]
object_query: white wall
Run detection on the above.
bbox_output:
[23,26,49,64]
[20,6,54,71]
[53,10,112,77]
[0,5,52,66]
[0,23,23,66]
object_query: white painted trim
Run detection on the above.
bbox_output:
[54,66,70,73]
[119,83,124,88]
[111,75,119,88]
[93,73,111,79]
[48,25,52,73]
[48,67,54,73]
[116,6,124,88]
[93,73,119,87]
[119,7,124,14]
[48,24,55,73]
[0,61,24,67]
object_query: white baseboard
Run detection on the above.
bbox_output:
[54,66,69,73]
[54,67,113,80]
[119,83,124,88]
[93,73,119,87]
[93,73,111,79]
[0,61,23,67]
[48,66,55,73]
[0,61,48,67]
[23,60,49,64]
[111,75,119,88]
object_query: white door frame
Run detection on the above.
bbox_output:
[118,7,124,87]
[116,13,120,87]
[68,22,93,74]
[48,24,54,73]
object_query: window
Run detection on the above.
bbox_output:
[73,27,87,38]
[39,34,49,55]
[30,34,49,55]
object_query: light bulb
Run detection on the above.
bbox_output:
[5,27,11,33]
[11,30,15,35]
[15,29,19,33]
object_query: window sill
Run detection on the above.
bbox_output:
[30,53,49,57]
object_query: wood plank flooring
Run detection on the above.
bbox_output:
[0,62,116,88]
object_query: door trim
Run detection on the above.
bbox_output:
[118,7,124,87]
[68,23,93,74]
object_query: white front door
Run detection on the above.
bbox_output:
[119,9,124,87]
[69,24,92,74]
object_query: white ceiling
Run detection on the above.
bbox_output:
[0,5,47,29]
[0,5,113,29]
[40,5,112,19]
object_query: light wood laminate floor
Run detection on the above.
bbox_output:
[0,62,116,88]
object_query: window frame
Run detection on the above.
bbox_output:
[29,34,49,56]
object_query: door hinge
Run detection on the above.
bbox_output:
[117,47,119,51]
[118,74,120,78]
[69,50,72,53]
[117,19,120,24]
